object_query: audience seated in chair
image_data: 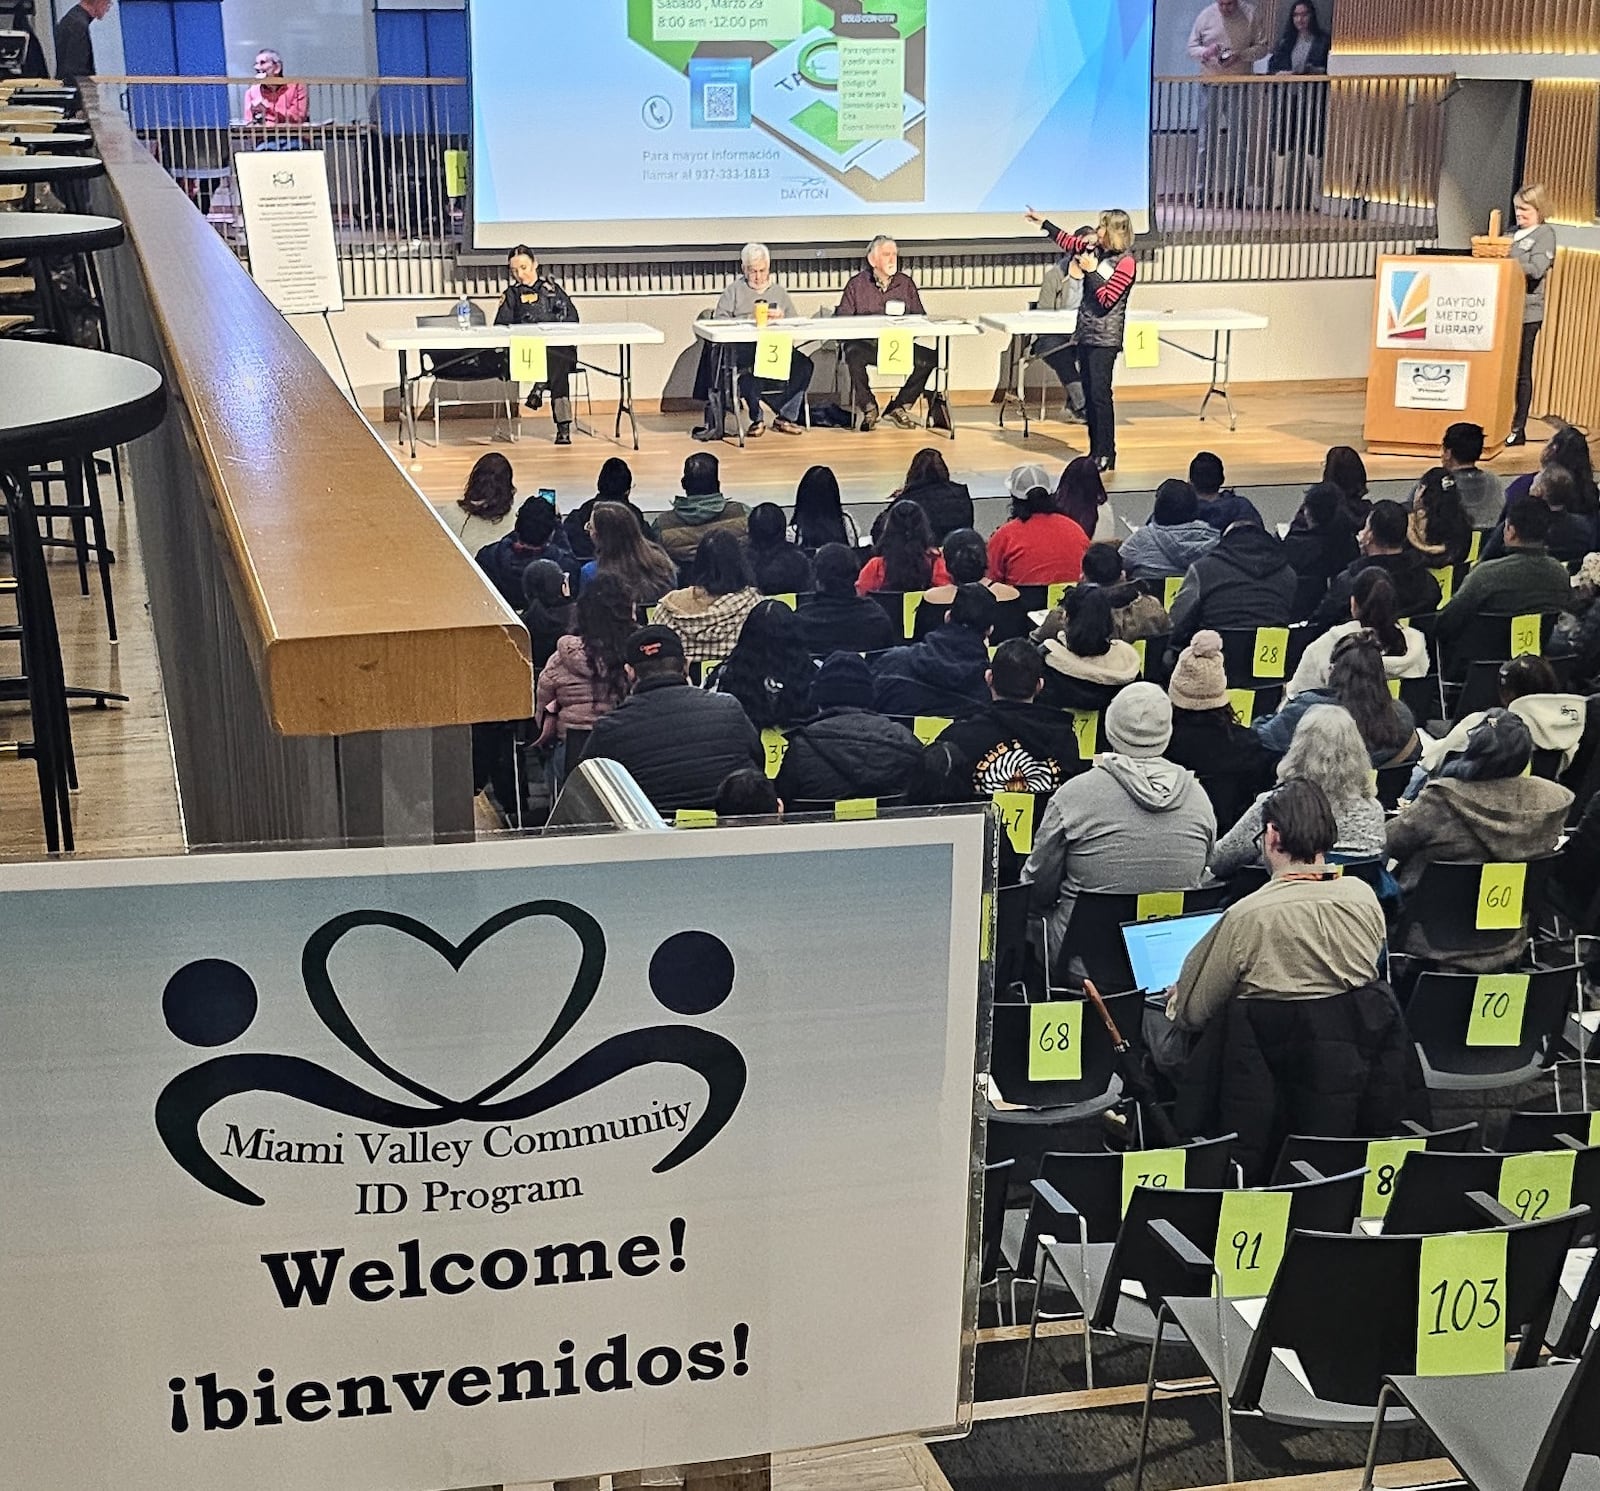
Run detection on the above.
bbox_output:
[1211,704,1385,879]
[935,638,1083,797]
[519,560,574,670]
[871,583,997,718]
[581,625,762,813]
[1435,496,1575,653]
[534,572,634,791]
[1480,465,1596,567]
[923,527,1020,611]
[1314,498,1442,625]
[1163,780,1409,1182]
[475,494,580,606]
[789,464,859,551]
[772,652,921,805]
[746,502,814,596]
[794,544,897,654]
[714,768,781,819]
[1167,517,1297,653]
[1550,549,1600,689]
[564,457,650,564]
[1432,420,1505,528]
[1321,443,1371,527]
[1281,480,1359,599]
[1164,630,1274,830]
[1033,544,1170,645]
[855,499,950,597]
[1387,709,1572,971]
[1256,631,1420,767]
[450,451,519,549]
[579,500,677,604]
[651,451,751,571]
[1405,466,1474,569]
[1189,451,1263,532]
[1119,477,1219,580]
[1040,583,1141,709]
[651,529,763,668]
[1504,424,1599,510]
[711,598,818,730]
[1287,569,1429,698]
[985,479,1090,586]
[1022,682,1217,964]
[891,446,973,542]
[1413,654,1586,788]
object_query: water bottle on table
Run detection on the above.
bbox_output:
[455,294,473,332]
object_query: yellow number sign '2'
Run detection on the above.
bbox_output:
[878,330,914,376]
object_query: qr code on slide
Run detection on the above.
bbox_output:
[702,83,738,123]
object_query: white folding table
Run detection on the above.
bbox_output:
[693,314,983,445]
[978,307,1271,437]
[365,322,666,457]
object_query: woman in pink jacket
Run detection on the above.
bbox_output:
[535,573,636,787]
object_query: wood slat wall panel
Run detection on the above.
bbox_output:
[1534,246,1600,428]
[1337,0,1600,50]
[1524,79,1600,223]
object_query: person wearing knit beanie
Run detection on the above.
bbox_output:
[1168,630,1230,713]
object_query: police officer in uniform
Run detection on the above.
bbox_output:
[494,245,580,445]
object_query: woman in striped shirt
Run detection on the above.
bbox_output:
[1025,206,1138,473]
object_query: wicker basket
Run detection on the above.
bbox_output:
[1471,208,1513,259]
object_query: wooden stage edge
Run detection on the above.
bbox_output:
[382,379,1554,516]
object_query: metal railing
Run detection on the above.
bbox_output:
[102,73,1445,297]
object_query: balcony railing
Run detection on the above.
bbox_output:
[100,73,1446,296]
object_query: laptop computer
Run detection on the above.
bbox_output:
[1120,910,1224,992]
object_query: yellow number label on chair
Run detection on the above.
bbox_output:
[1429,566,1455,604]
[1253,627,1290,680]
[1468,530,1483,564]
[1510,614,1541,657]
[1071,710,1099,758]
[992,791,1036,855]
[510,336,548,383]
[755,330,793,381]
[1121,1148,1188,1216]
[1467,973,1528,1047]
[1416,1232,1508,1378]
[1227,688,1255,726]
[1214,1190,1292,1299]
[1132,638,1149,675]
[675,809,717,828]
[770,592,797,610]
[1476,862,1526,931]
[1047,581,1072,609]
[1497,1150,1575,1221]
[1361,1137,1426,1219]
[1136,891,1185,922]
[901,592,921,638]
[878,330,914,375]
[1387,677,1402,699]
[835,798,878,821]
[913,715,951,745]
[1164,574,1184,609]
[1124,321,1160,369]
[760,728,789,780]
[1028,1001,1084,1082]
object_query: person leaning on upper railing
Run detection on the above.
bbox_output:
[53,0,109,88]
[243,49,310,125]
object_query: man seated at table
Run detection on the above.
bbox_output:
[494,244,580,444]
[836,234,940,432]
[243,49,309,125]
[697,241,812,441]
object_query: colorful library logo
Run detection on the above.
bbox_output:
[1384,268,1431,341]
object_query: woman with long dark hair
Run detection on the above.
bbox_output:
[791,465,858,550]
[535,571,636,787]
[1507,425,1599,513]
[1257,631,1419,765]
[1321,444,1370,525]
[452,451,518,548]
[893,447,973,540]
[1053,454,1115,541]
[1287,567,1427,696]
[585,500,678,605]
[652,529,763,666]
[1408,468,1473,567]
[747,502,815,595]
[1040,582,1140,709]
[855,499,949,596]
[712,598,818,729]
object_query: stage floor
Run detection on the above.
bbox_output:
[391,381,1553,520]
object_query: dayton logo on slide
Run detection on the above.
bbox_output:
[1384,268,1431,342]
[154,903,747,1206]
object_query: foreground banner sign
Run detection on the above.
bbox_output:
[0,819,985,1491]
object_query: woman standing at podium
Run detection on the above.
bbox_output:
[1506,184,1557,447]
[1024,206,1138,472]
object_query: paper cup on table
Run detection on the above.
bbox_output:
[754,300,769,327]
[885,299,906,316]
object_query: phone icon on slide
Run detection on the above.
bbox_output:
[642,95,672,130]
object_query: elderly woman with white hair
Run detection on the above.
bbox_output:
[1208,703,1386,879]
[244,48,309,125]
[699,241,813,440]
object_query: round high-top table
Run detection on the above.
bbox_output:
[0,212,123,260]
[8,132,95,152]
[0,342,166,853]
[0,152,103,209]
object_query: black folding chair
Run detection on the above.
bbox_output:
[1405,964,1579,1094]
[1270,1122,1479,1186]
[1052,885,1230,993]
[990,989,1146,1111]
[1394,857,1559,973]
[1215,623,1314,692]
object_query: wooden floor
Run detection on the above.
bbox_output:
[390,381,1551,517]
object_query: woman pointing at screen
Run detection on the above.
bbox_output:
[1025,207,1138,473]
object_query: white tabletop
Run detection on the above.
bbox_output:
[979,308,1269,335]
[695,313,983,343]
[366,322,666,352]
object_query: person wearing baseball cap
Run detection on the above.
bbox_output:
[1022,681,1216,964]
[579,626,762,813]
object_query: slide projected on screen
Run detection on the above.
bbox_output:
[469,0,1154,252]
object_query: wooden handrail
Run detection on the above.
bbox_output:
[79,83,532,737]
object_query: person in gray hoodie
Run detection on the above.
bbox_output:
[1119,479,1220,580]
[1022,682,1218,961]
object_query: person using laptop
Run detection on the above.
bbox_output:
[1163,779,1386,1032]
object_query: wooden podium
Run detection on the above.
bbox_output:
[1363,255,1524,457]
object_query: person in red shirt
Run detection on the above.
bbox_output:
[987,482,1091,586]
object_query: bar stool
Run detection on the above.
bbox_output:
[0,152,103,212]
[0,341,166,851]
[0,214,127,637]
